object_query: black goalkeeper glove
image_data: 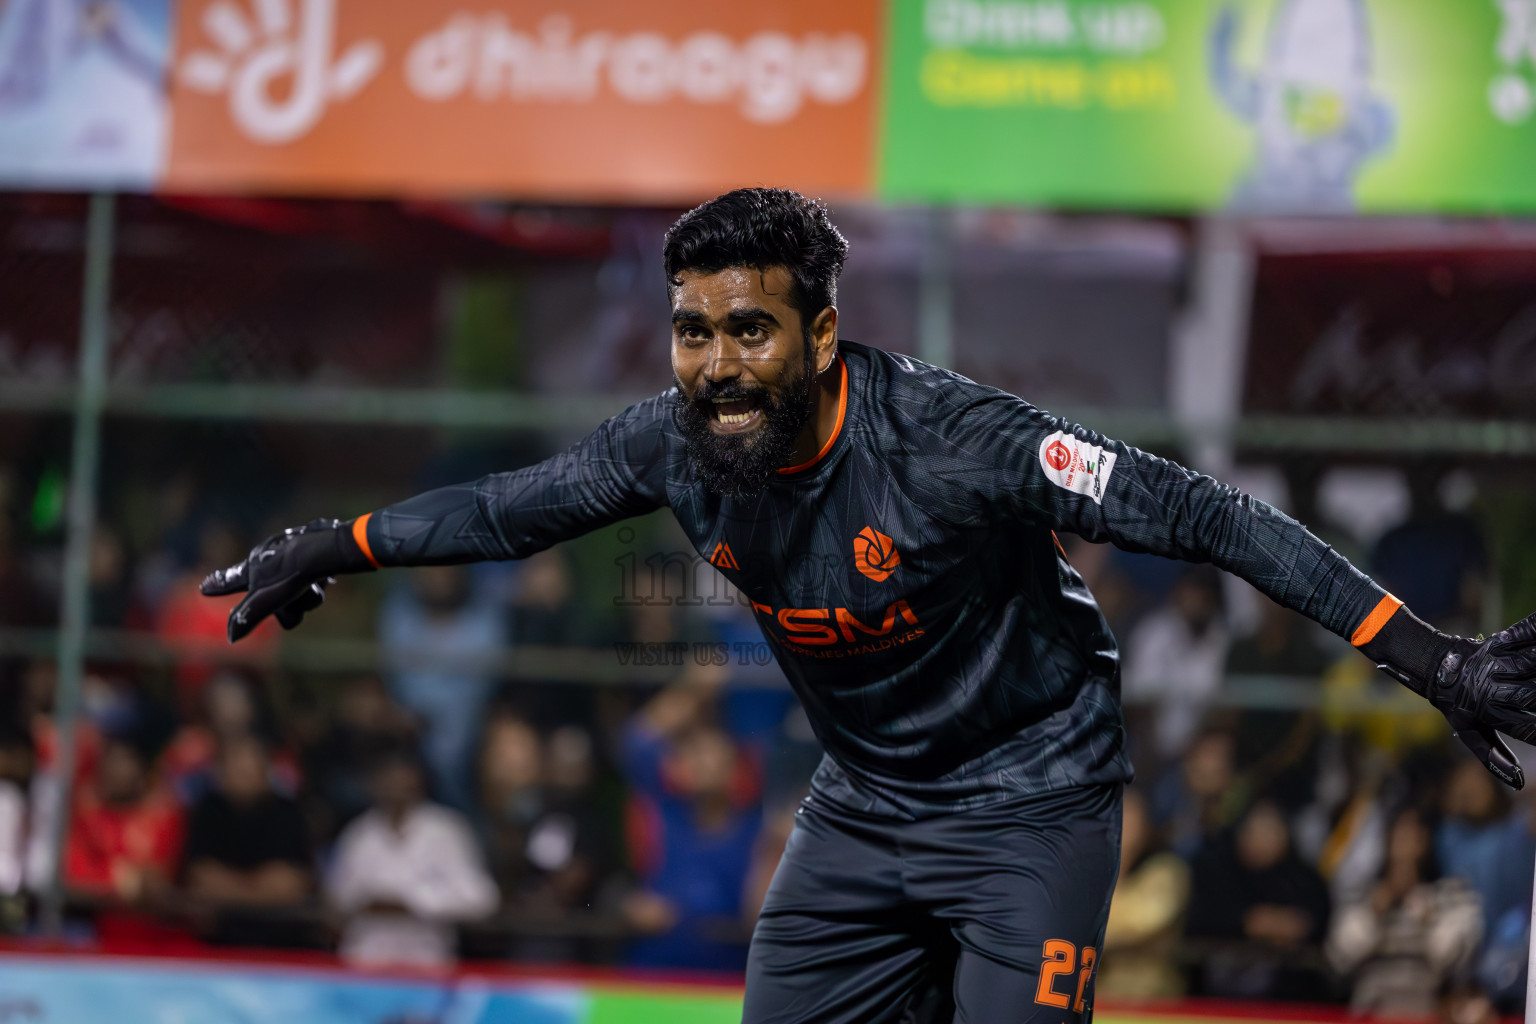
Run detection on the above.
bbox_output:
[200,518,376,643]
[1365,607,1536,790]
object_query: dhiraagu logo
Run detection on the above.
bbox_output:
[178,0,383,144]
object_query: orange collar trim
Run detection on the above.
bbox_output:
[778,356,848,476]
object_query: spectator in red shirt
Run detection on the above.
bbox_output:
[65,735,184,904]
[156,519,277,717]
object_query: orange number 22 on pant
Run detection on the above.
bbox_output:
[1034,939,1098,1014]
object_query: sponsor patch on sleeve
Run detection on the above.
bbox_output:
[1038,431,1117,505]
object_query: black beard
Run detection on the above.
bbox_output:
[673,348,816,499]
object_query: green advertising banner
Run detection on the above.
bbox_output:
[880,0,1536,213]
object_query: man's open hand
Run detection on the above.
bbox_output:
[200,518,373,643]
[1382,611,1536,790]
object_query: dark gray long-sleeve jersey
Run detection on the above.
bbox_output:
[359,341,1393,819]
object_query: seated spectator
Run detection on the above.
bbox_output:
[1436,757,1535,990]
[1370,465,1488,637]
[1329,806,1481,1017]
[1123,566,1231,761]
[28,658,102,794]
[19,658,92,891]
[305,675,418,839]
[380,564,504,812]
[0,512,45,635]
[160,669,298,805]
[1149,728,1243,860]
[543,725,624,901]
[1099,788,1190,999]
[508,549,590,647]
[88,526,138,630]
[1185,798,1331,1001]
[479,715,583,910]
[182,735,313,944]
[620,672,762,971]
[326,748,498,968]
[0,723,36,919]
[477,716,621,960]
[1226,599,1333,678]
[1294,739,1392,910]
[1478,798,1536,1013]
[64,734,184,905]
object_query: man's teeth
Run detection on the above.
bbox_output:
[710,396,757,426]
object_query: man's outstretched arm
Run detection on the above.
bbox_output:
[202,394,672,642]
[928,389,1536,787]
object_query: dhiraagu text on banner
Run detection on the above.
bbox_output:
[879,0,1536,214]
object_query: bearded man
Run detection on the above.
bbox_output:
[204,188,1536,1023]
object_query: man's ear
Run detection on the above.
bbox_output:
[810,306,839,374]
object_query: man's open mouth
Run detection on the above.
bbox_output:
[708,394,765,433]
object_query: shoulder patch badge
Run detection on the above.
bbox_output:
[1038,431,1117,505]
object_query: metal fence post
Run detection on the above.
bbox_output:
[918,206,954,370]
[1168,216,1254,476]
[41,192,116,935]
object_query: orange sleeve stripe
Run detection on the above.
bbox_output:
[351,513,381,569]
[1051,531,1069,560]
[1351,594,1404,647]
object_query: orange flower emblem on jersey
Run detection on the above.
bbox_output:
[854,527,900,582]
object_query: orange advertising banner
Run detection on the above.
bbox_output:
[161,0,879,203]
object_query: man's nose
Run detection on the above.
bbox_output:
[704,336,746,380]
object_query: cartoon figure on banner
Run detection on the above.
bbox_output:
[1489,0,1536,124]
[1209,0,1395,213]
[0,0,171,185]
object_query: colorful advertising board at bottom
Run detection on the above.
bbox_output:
[0,958,743,1024]
[0,955,1434,1023]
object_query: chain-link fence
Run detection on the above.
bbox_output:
[3,191,1536,1014]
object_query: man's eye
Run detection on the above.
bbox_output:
[741,324,764,339]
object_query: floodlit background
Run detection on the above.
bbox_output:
[1,1,1536,1022]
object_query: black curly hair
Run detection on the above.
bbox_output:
[662,187,850,329]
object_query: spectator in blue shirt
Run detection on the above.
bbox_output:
[1436,759,1535,953]
[619,666,762,971]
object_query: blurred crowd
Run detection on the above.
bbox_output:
[0,454,1532,1022]
[0,457,816,976]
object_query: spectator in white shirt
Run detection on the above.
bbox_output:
[0,723,40,900]
[1123,566,1231,760]
[326,748,498,967]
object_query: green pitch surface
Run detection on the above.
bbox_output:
[585,989,1331,1024]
